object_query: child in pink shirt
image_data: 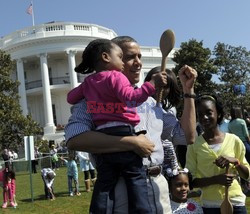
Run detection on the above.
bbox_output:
[67,39,157,127]
[67,38,166,213]
[2,168,17,209]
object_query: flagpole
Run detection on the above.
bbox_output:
[31,0,35,26]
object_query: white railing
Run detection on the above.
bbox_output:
[45,24,64,32]
[0,22,118,49]
[74,24,90,31]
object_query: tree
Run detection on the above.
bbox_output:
[0,50,41,151]
[172,39,218,95]
[213,43,250,109]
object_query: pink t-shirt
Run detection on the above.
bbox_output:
[67,70,155,126]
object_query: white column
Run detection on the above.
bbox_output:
[67,50,78,89]
[16,59,28,115]
[40,53,55,134]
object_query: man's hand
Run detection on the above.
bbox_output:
[133,134,155,157]
[178,65,197,91]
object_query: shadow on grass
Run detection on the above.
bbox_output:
[19,191,70,202]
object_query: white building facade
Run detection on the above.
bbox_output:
[0,22,176,141]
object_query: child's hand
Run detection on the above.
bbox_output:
[215,173,235,187]
[214,155,238,168]
[150,71,168,88]
[51,195,56,200]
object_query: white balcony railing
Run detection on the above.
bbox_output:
[0,22,118,49]
[25,76,71,90]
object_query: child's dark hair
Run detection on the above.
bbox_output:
[195,93,224,125]
[68,149,76,160]
[5,168,16,180]
[230,107,242,121]
[144,66,181,110]
[75,39,115,74]
[167,168,193,190]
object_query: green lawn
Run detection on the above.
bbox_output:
[0,167,92,213]
[1,167,250,213]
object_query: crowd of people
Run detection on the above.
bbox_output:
[0,144,97,209]
[66,36,192,212]
[64,35,249,214]
[41,145,97,200]
[1,34,249,213]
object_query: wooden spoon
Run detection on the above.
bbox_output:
[220,165,233,214]
[157,29,175,105]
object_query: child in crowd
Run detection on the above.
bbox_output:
[228,107,250,194]
[41,168,56,200]
[2,168,17,208]
[186,94,250,213]
[67,38,166,213]
[61,150,81,196]
[228,107,250,163]
[167,168,203,214]
[77,151,96,193]
[50,144,59,170]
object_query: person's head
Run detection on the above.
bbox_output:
[47,171,55,180]
[68,150,75,160]
[230,107,243,120]
[168,168,192,203]
[144,66,181,110]
[75,38,124,74]
[195,94,224,133]
[224,112,231,120]
[112,36,142,85]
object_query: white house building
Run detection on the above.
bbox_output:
[0,21,176,142]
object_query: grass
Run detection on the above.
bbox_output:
[0,167,92,214]
[1,167,250,213]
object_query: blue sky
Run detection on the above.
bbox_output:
[1,0,250,51]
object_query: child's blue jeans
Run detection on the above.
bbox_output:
[68,175,79,194]
[89,125,151,214]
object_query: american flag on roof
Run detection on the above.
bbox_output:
[26,3,33,15]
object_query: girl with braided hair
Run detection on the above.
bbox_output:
[186,94,250,213]
[167,168,203,214]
